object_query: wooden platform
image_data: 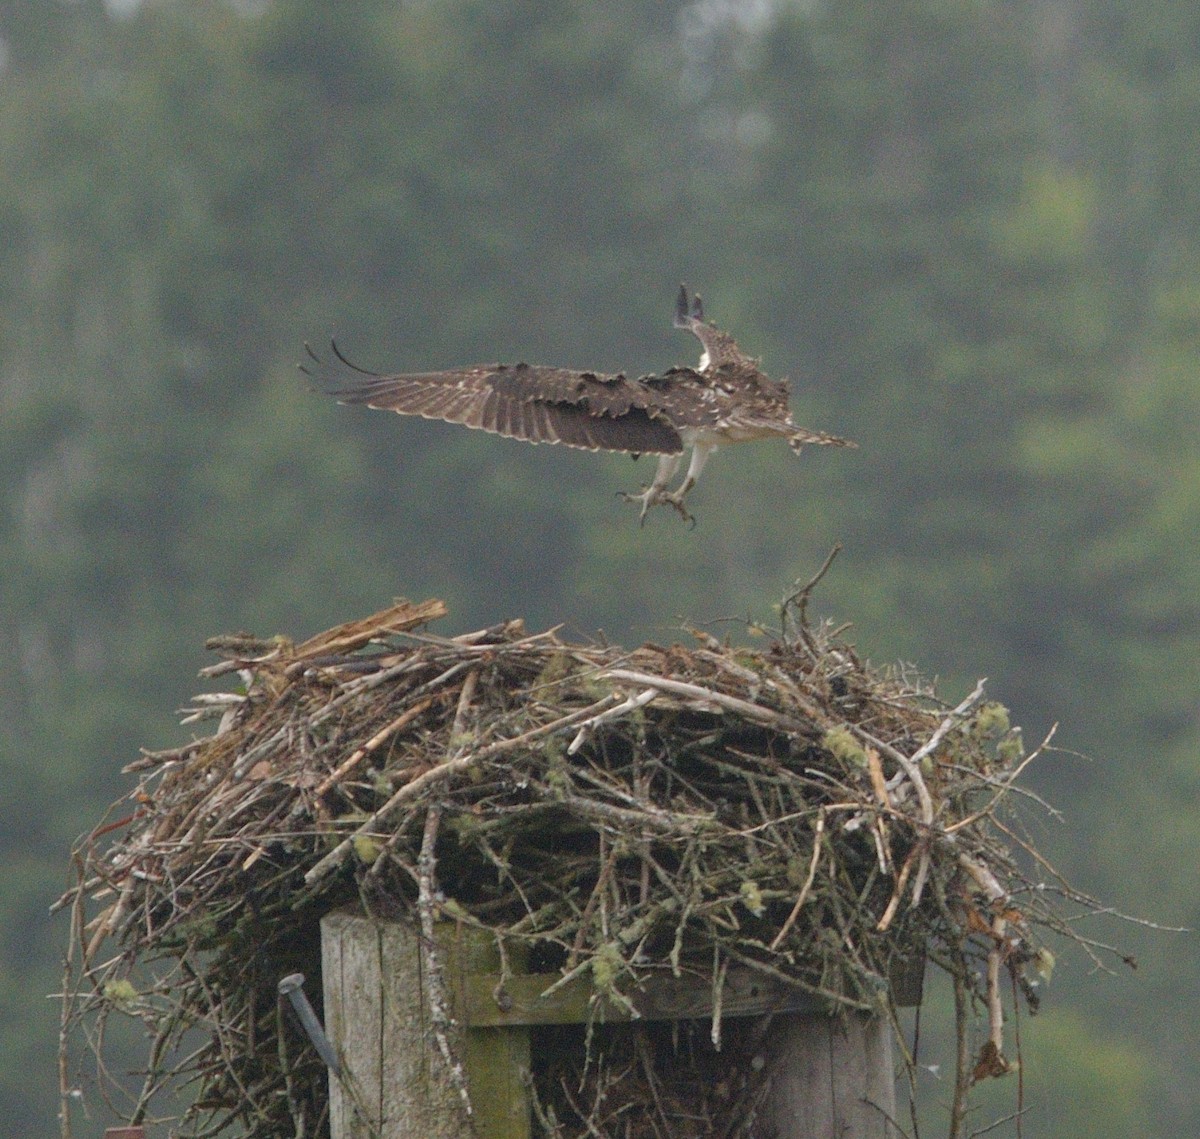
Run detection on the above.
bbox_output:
[321,909,920,1139]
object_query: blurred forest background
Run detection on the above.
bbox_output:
[1,0,1197,1135]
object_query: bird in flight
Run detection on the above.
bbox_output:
[303,285,854,525]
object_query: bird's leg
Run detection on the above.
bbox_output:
[656,442,715,523]
[620,453,682,526]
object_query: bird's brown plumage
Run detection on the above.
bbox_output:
[321,358,685,456]
[303,286,854,524]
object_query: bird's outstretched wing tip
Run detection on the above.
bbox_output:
[297,338,385,395]
[329,339,381,377]
[297,340,321,380]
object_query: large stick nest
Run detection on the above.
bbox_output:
[58,589,1126,1138]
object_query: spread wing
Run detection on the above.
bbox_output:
[305,344,683,456]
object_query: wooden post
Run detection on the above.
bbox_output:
[442,922,532,1139]
[322,912,529,1139]
[758,1012,898,1138]
[322,909,918,1139]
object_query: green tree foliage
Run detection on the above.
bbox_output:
[0,0,1196,1134]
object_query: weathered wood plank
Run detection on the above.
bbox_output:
[459,957,922,1027]
[323,910,910,1139]
[458,964,825,1026]
[759,1012,899,1139]
[771,1014,836,1138]
[323,911,472,1138]
[438,923,531,1139]
[322,909,384,1139]
[830,1012,896,1135]
[462,1024,531,1139]
[380,918,473,1138]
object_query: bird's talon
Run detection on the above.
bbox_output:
[619,486,696,526]
[660,493,695,527]
[620,487,667,526]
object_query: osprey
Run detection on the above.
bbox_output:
[304,286,854,525]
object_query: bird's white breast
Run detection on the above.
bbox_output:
[680,420,794,446]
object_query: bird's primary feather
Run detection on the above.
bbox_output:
[314,354,685,456]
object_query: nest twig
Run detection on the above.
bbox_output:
[57,594,1131,1138]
